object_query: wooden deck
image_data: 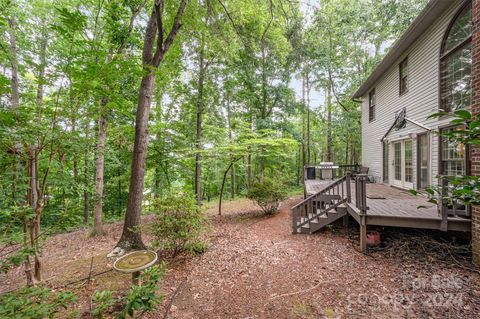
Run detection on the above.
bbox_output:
[305,179,338,195]
[304,179,471,232]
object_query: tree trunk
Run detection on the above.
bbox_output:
[230,164,235,199]
[84,123,90,224]
[326,84,333,162]
[301,74,306,176]
[247,153,252,191]
[226,83,234,199]
[8,18,19,110]
[115,0,188,252]
[117,74,155,250]
[28,149,42,282]
[92,113,107,236]
[219,158,241,215]
[195,42,206,206]
[306,73,311,165]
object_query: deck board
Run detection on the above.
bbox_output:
[304,179,338,195]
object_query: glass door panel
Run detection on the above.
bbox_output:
[394,142,402,182]
[418,134,429,189]
[404,139,414,189]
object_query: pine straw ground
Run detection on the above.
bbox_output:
[1,196,480,318]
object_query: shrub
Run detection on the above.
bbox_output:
[247,178,287,214]
[148,192,208,256]
[92,264,166,319]
[0,286,77,319]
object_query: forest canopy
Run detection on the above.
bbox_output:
[0,0,428,283]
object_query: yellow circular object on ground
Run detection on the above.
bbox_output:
[113,250,158,273]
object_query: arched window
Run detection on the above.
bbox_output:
[440,2,472,112]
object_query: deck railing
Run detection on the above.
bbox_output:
[292,172,369,234]
[438,176,471,231]
[304,164,360,180]
[337,164,361,178]
[354,174,369,214]
[292,174,351,233]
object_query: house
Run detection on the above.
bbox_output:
[353,0,471,191]
[293,0,480,266]
[351,0,479,265]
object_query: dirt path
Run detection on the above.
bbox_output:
[1,197,479,318]
[153,197,480,319]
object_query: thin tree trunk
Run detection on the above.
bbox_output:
[23,218,34,286]
[92,113,107,236]
[326,84,333,162]
[306,73,311,165]
[28,30,47,283]
[226,83,235,199]
[84,148,90,224]
[195,41,206,206]
[8,18,19,110]
[230,165,235,199]
[301,73,306,175]
[345,140,349,165]
[247,153,252,191]
[219,158,241,215]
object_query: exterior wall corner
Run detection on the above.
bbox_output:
[471,0,480,266]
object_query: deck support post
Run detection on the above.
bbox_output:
[355,174,368,253]
[359,215,367,253]
[343,214,349,228]
[439,177,448,232]
[292,207,297,234]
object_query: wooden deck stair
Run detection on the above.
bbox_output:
[292,177,351,234]
[297,203,348,234]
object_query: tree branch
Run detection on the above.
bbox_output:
[152,0,188,66]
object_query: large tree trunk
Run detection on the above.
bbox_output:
[92,114,107,236]
[115,0,188,252]
[195,42,206,206]
[117,74,155,250]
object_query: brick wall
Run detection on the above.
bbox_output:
[471,0,480,266]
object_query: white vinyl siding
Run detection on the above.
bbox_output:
[361,0,466,189]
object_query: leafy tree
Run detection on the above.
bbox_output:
[247,177,287,214]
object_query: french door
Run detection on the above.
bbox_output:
[392,139,414,189]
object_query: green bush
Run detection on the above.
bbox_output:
[0,286,77,319]
[247,178,287,214]
[148,192,208,256]
[92,264,166,319]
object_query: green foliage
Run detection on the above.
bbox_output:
[0,246,35,273]
[247,178,287,214]
[148,192,208,256]
[0,286,76,319]
[91,264,166,319]
[91,290,115,319]
[414,110,480,207]
[119,265,165,319]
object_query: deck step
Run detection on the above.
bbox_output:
[295,205,348,234]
